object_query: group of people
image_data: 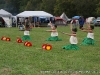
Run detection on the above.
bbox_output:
[18,17,33,31]
[45,20,95,50]
[20,16,95,50]
[70,16,85,30]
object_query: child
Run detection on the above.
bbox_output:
[21,29,31,41]
[81,23,95,45]
[62,28,79,50]
[46,21,62,41]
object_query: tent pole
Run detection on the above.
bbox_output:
[16,17,17,27]
[33,17,35,27]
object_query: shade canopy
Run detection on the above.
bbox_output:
[0,9,12,17]
[16,11,53,17]
[0,9,12,27]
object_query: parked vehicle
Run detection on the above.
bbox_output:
[94,17,100,26]
[86,17,95,24]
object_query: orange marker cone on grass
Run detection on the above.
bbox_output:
[42,44,52,50]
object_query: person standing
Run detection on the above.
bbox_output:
[25,18,30,31]
[79,16,85,30]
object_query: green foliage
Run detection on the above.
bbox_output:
[0,0,20,15]
[72,0,98,17]
[96,2,100,16]
[40,0,56,15]
[0,0,5,9]
[19,0,29,12]
[54,0,75,17]
[25,0,42,11]
[0,0,100,17]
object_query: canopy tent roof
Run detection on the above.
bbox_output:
[16,11,53,17]
[0,9,12,17]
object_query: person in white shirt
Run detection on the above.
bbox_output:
[46,21,62,41]
[62,28,79,50]
[21,29,31,41]
[81,23,95,45]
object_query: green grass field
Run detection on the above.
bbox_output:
[0,25,100,75]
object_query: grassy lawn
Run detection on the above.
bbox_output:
[0,25,100,75]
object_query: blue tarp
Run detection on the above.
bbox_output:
[72,16,80,19]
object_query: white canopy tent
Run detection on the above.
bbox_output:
[16,11,53,27]
[16,11,53,17]
[0,9,12,27]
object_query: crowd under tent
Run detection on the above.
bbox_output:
[16,11,54,27]
[0,9,12,27]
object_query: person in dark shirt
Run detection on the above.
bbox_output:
[79,16,85,30]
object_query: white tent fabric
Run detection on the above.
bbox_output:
[2,17,12,27]
[16,11,53,17]
[60,12,69,22]
[0,9,12,17]
[0,9,12,27]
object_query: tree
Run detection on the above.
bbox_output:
[4,0,20,15]
[54,0,100,18]
[25,0,42,11]
[0,0,5,9]
[96,2,100,16]
[0,0,100,17]
[19,0,29,12]
[72,0,99,18]
[54,0,75,17]
[40,0,56,15]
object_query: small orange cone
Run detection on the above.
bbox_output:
[42,44,52,50]
[24,41,32,47]
[1,36,6,41]
[6,37,11,41]
[17,37,23,43]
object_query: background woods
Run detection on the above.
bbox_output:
[0,0,100,18]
